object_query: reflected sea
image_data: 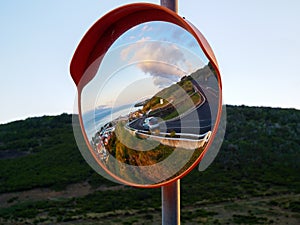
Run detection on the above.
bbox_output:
[82,104,137,140]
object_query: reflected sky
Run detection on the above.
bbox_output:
[110,21,207,56]
[81,21,208,114]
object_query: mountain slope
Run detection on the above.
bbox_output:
[0,106,299,224]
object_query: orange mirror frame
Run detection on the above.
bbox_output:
[70,3,222,188]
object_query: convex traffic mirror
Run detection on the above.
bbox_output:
[70,3,223,187]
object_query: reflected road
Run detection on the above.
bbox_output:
[128,80,217,136]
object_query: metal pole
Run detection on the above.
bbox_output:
[159,2,180,223]
[162,179,180,225]
[160,0,178,12]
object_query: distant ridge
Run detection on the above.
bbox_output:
[0,105,299,224]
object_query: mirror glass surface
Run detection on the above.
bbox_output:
[79,21,221,185]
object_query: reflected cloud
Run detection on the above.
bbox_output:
[144,62,184,88]
[120,40,191,88]
[141,24,153,32]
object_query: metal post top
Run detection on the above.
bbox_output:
[161,0,178,12]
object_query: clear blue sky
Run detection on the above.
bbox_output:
[1,0,299,124]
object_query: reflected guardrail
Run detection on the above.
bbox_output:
[124,122,211,150]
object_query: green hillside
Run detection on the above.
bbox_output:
[0,106,299,224]
[142,76,202,120]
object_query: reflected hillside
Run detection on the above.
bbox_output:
[141,75,204,120]
[141,63,218,121]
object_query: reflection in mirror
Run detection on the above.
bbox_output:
[79,21,221,185]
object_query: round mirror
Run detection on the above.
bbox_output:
[71,3,223,187]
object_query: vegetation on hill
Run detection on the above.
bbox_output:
[142,67,205,120]
[0,106,299,224]
[0,114,115,193]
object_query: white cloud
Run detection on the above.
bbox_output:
[141,24,153,32]
[137,37,151,43]
[120,40,190,88]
